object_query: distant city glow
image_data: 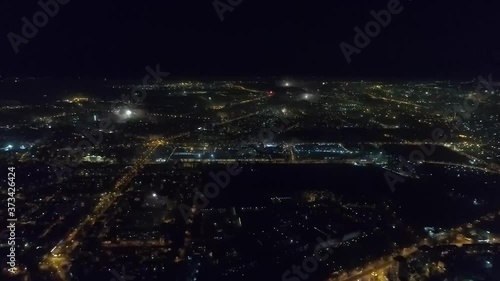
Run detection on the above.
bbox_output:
[113,108,147,122]
[299,93,318,102]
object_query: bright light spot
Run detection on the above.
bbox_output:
[125,110,132,116]
[152,193,157,197]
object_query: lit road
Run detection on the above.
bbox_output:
[154,141,500,176]
[39,139,164,281]
[423,160,500,174]
[367,92,425,109]
[230,84,267,94]
[327,211,500,281]
[215,111,264,126]
[332,262,392,281]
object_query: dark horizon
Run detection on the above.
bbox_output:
[1,0,500,79]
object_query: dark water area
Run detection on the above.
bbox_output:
[396,163,500,228]
[199,163,500,229]
[200,163,392,207]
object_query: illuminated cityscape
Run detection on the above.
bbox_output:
[0,78,499,281]
[2,1,500,281]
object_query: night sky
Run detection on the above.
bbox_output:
[1,0,500,79]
